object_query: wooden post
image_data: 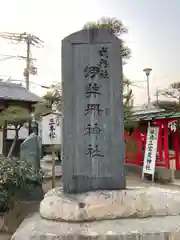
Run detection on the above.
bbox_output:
[51,146,56,189]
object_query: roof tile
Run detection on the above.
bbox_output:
[0,82,41,103]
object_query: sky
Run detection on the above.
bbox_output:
[0,0,179,105]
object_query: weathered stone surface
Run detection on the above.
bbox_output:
[40,186,180,221]
[20,132,41,170]
[19,133,44,201]
[62,29,125,193]
[12,213,180,240]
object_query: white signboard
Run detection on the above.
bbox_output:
[41,113,61,145]
[142,126,159,179]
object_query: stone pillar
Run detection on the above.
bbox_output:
[62,28,125,193]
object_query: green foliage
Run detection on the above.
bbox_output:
[44,84,62,112]
[123,78,135,129]
[0,106,32,157]
[84,17,128,35]
[84,17,131,60]
[124,106,137,130]
[34,83,62,118]
[123,78,134,107]
[0,156,44,213]
[33,101,51,120]
[0,106,30,125]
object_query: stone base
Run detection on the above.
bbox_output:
[12,186,180,239]
[40,186,180,221]
[11,213,180,240]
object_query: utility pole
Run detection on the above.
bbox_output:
[25,35,31,90]
[155,88,159,104]
[0,32,44,90]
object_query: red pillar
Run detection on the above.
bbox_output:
[163,120,169,168]
[173,127,179,170]
[157,123,163,163]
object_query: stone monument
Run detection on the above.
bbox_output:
[19,132,44,201]
[62,28,125,193]
[20,132,41,170]
[12,29,180,240]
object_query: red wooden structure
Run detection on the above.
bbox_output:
[125,111,180,170]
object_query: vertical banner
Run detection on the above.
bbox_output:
[41,113,61,145]
[142,126,159,179]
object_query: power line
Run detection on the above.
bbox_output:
[1,78,50,89]
[0,32,44,90]
[0,54,36,62]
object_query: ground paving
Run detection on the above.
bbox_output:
[2,174,180,240]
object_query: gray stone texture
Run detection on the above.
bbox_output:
[20,133,43,201]
[62,28,125,193]
[20,132,41,170]
[40,186,180,221]
[11,213,180,240]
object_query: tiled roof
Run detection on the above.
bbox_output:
[0,82,41,103]
[131,111,180,121]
